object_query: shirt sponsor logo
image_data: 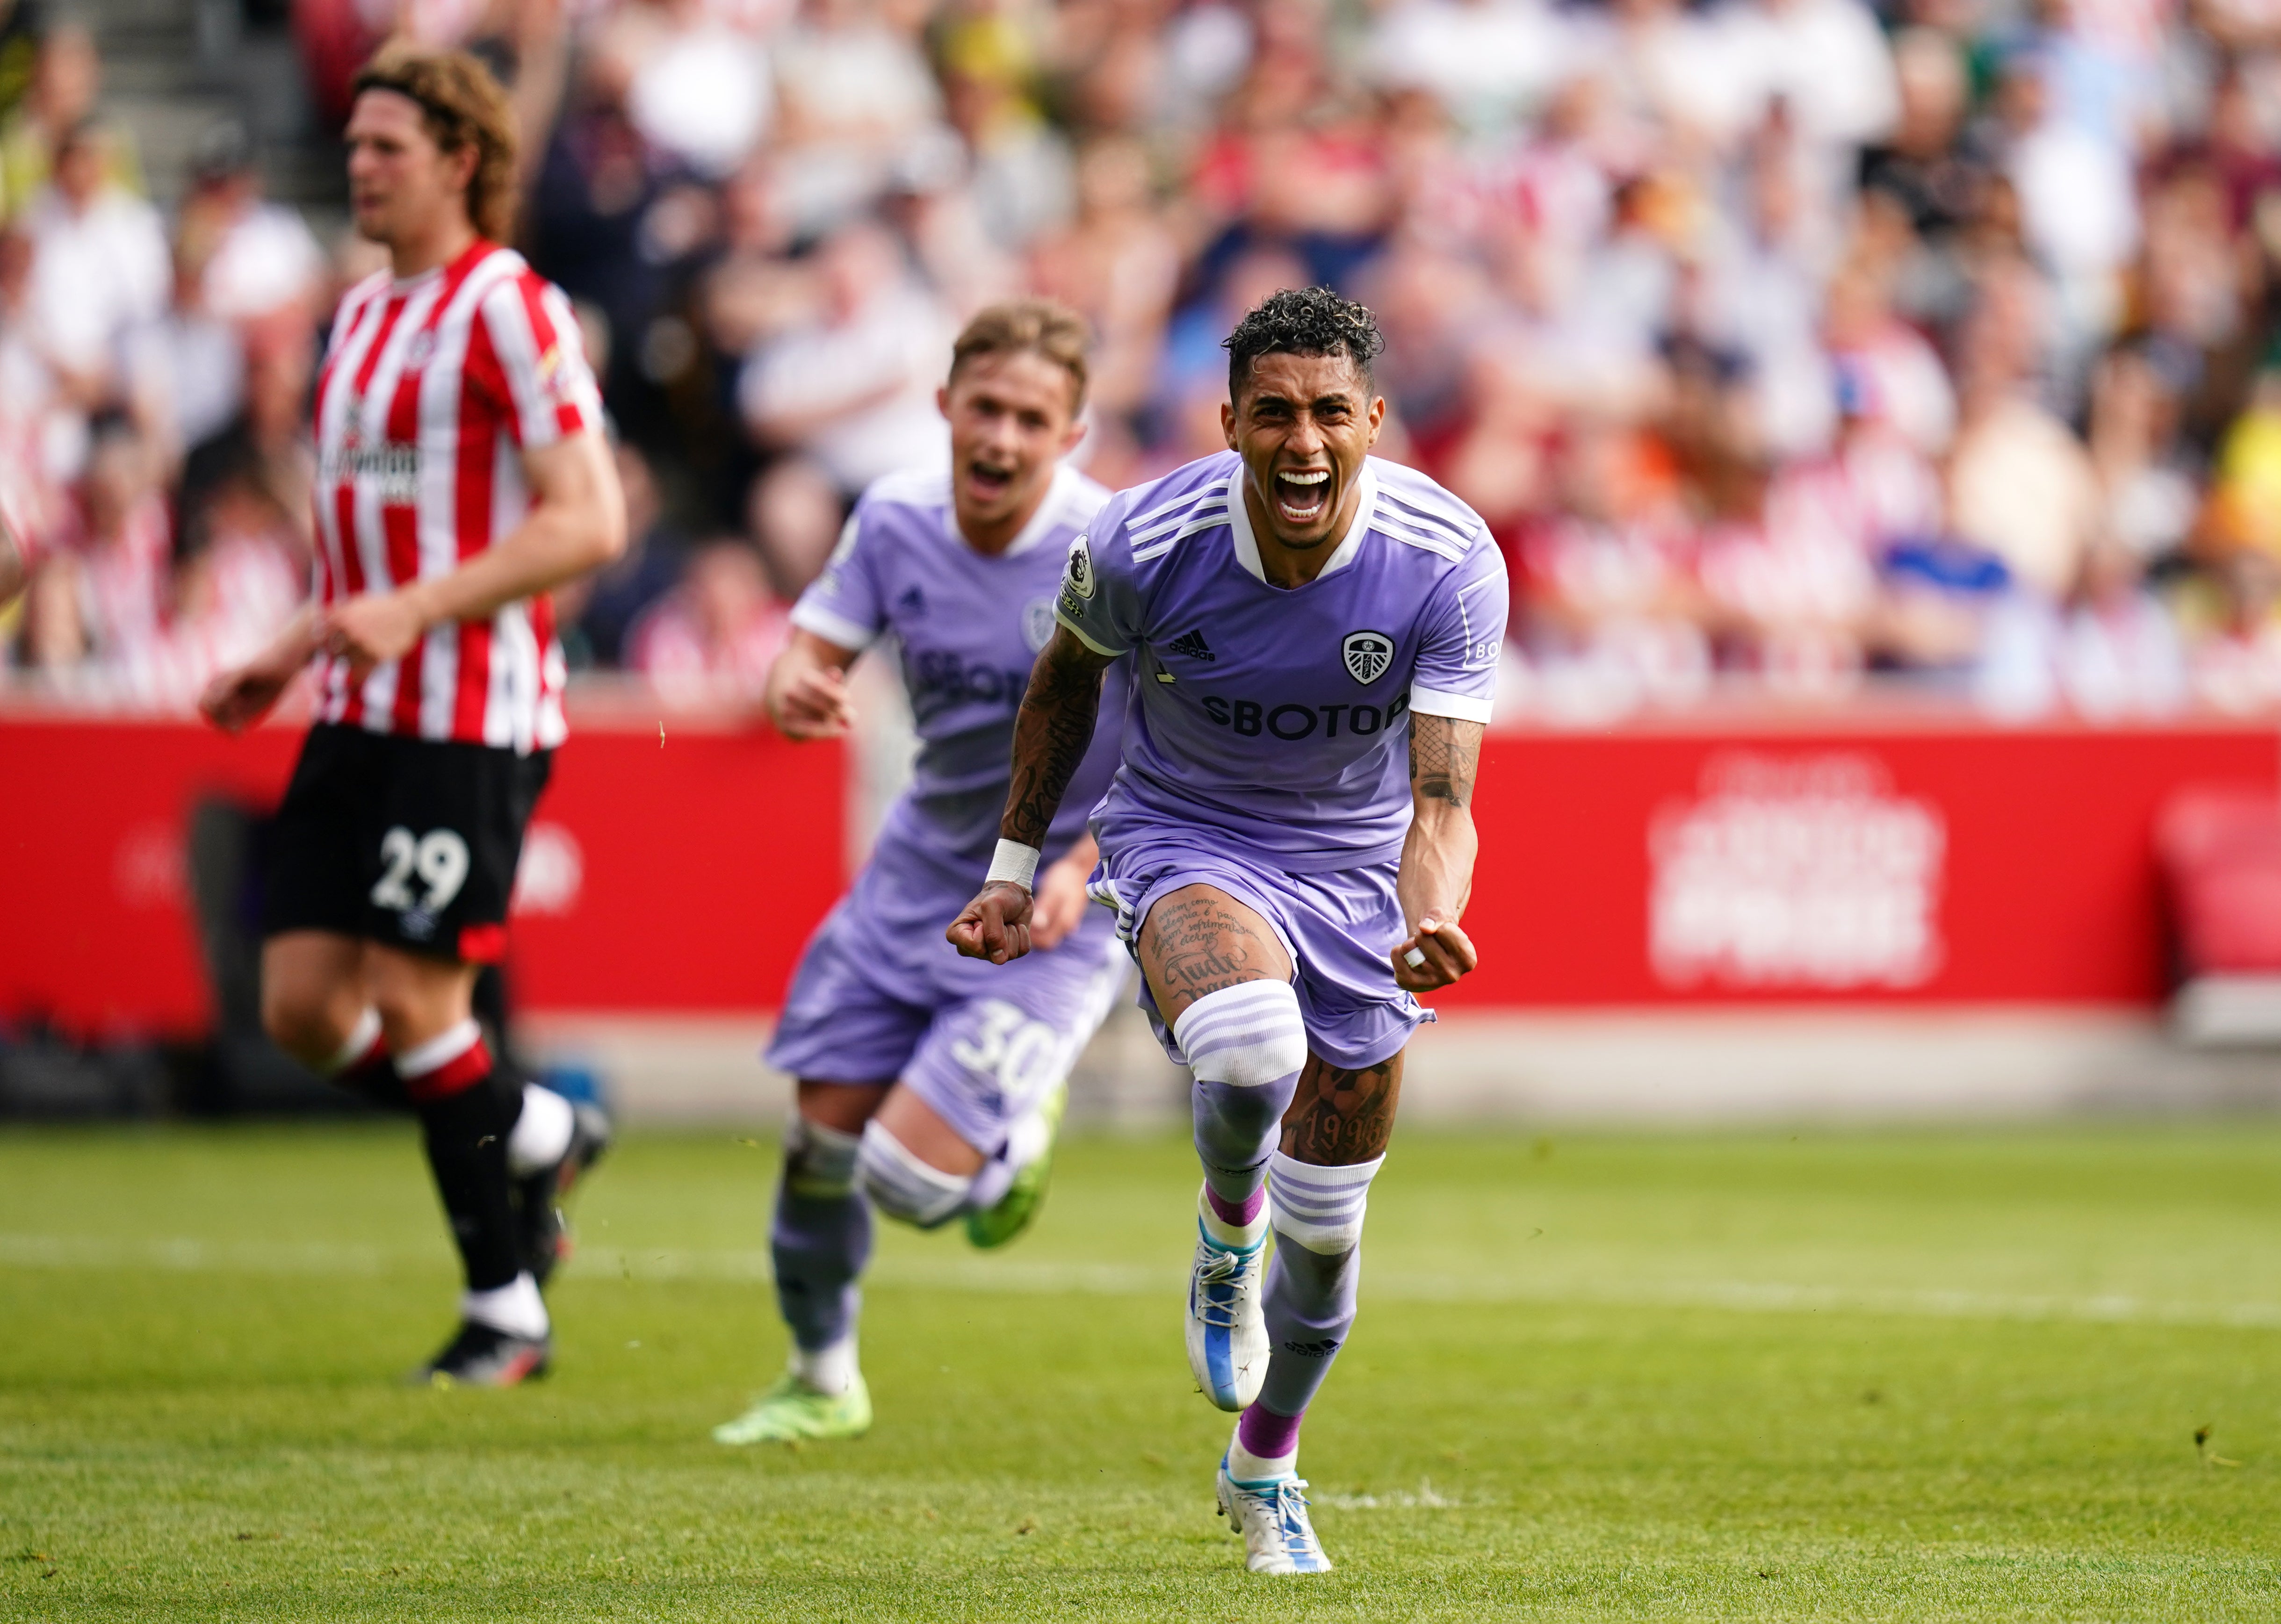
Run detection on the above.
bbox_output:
[321,431,422,505]
[912,650,1033,707]
[1650,752,1945,991]
[1342,629,1395,685]
[1199,691,1409,740]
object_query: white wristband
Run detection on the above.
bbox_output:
[986,839,1041,891]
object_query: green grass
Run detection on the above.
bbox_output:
[2,1122,2279,1620]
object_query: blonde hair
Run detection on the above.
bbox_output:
[350,42,519,244]
[949,299,1092,415]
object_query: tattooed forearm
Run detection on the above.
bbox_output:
[1001,628,1111,848]
[1281,1050,1404,1164]
[1409,713,1484,809]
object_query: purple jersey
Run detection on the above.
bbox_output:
[794,463,1125,875]
[1055,452,1506,873]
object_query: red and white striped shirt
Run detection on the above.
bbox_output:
[310,239,603,754]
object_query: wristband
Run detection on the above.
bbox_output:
[986,839,1041,891]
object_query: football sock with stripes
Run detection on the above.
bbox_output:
[1172,981,1308,1243]
[401,1019,527,1302]
[1229,1401,1304,1481]
[1256,1151,1383,1421]
[771,1115,871,1384]
[318,1007,411,1111]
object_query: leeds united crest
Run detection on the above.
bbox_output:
[1342,629,1394,685]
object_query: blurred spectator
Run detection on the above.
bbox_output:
[558,443,690,668]
[180,121,325,328]
[737,218,951,495]
[771,0,947,231]
[2087,337,2200,561]
[0,22,138,220]
[1978,539,2188,717]
[1946,273,2101,597]
[626,537,793,703]
[17,0,2281,726]
[1369,0,1571,137]
[1028,135,1179,417]
[20,121,167,479]
[2185,546,2281,711]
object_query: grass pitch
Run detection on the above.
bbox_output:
[2,1122,2278,1620]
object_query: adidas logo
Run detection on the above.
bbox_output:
[1168,628,1216,662]
[897,585,927,615]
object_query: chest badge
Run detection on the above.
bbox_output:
[1022,598,1055,653]
[1342,629,1395,686]
[403,328,437,370]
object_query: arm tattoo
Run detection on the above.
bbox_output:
[1141,891,1285,1004]
[1001,629,1109,848]
[1409,713,1484,809]
[1281,1051,1403,1164]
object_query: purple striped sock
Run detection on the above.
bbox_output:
[1206,1185,1265,1228]
[1237,1402,1304,1461]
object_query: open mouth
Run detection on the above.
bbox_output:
[965,459,1016,504]
[1273,468,1332,527]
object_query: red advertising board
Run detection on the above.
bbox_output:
[2,701,2274,1032]
[1446,716,2278,1009]
[1,705,847,1034]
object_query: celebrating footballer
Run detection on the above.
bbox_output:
[950,286,1506,1574]
[714,299,1130,1443]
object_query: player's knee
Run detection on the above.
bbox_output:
[1172,980,1307,1090]
[1267,1150,1385,1256]
[260,982,343,1068]
[855,1119,970,1229]
[782,1114,862,1201]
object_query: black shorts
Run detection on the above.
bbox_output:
[261,724,553,963]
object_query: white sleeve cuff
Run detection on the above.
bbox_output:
[790,599,877,654]
[1052,607,1125,658]
[1408,684,1495,723]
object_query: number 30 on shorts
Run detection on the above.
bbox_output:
[948,1000,1068,1099]
[370,826,472,913]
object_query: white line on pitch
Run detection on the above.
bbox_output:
[4,1233,2279,1330]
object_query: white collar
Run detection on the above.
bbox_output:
[1224,460,1377,587]
[948,463,1076,557]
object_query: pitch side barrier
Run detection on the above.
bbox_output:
[1,686,2276,1035]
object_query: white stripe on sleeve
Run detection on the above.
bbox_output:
[1409,684,1495,723]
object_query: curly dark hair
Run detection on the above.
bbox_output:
[1222,286,1386,402]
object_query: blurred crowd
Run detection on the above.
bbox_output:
[15,0,2281,719]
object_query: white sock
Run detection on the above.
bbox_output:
[462,1272,549,1340]
[1228,1423,1297,1482]
[793,1336,858,1396]
[1198,1184,1268,1251]
[505,1084,577,1178]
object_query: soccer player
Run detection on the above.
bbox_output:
[198,44,624,1385]
[711,300,1129,1445]
[949,288,1504,1573]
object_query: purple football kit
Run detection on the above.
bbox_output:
[1054,450,1508,1070]
[767,463,1128,1151]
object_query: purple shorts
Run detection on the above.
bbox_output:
[765,854,1127,1155]
[1086,834,1428,1072]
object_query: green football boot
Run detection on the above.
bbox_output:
[965,1081,1068,1250]
[712,1371,873,1444]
